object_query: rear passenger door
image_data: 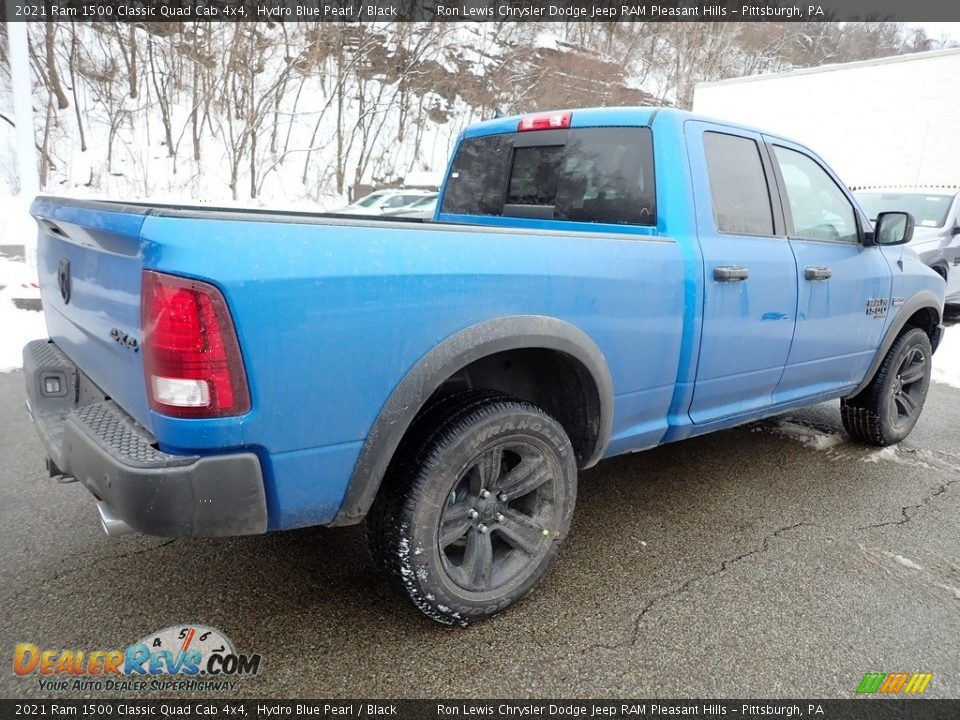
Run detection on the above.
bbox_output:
[766,138,891,399]
[685,122,798,424]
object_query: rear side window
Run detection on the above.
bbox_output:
[703,132,774,236]
[441,127,656,226]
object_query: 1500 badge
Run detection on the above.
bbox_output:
[866,298,889,318]
[109,328,140,352]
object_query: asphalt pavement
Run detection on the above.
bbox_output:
[1,369,957,699]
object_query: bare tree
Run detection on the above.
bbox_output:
[44,23,69,109]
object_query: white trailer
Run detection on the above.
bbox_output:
[693,48,960,189]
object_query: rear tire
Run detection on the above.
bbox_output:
[841,327,932,446]
[366,393,577,625]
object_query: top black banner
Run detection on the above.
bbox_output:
[4,0,960,23]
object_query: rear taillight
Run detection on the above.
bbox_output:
[518,111,572,132]
[141,270,250,418]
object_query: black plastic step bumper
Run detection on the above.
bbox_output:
[23,339,268,537]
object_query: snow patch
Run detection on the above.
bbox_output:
[0,290,46,373]
[772,420,846,450]
[534,31,561,51]
[0,255,35,289]
[862,446,900,464]
[935,583,960,600]
[0,195,37,258]
[932,330,960,388]
[885,552,924,571]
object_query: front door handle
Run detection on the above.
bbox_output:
[714,266,749,282]
[804,266,833,281]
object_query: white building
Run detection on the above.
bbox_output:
[693,48,960,189]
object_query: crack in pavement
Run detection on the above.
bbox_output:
[50,539,178,581]
[595,522,811,650]
[0,539,179,603]
[856,477,959,531]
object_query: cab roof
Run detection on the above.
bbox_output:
[462,106,797,145]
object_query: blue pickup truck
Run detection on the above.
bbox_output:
[23,108,947,625]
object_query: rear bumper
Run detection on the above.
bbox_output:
[23,339,268,537]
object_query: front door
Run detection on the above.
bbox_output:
[766,139,892,400]
[686,122,798,425]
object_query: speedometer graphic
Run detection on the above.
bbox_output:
[134,624,236,674]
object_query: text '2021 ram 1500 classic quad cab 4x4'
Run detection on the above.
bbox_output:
[23,108,946,625]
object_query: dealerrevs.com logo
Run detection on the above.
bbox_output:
[13,625,262,693]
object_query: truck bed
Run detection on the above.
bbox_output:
[30,194,685,531]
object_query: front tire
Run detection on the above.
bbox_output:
[841,327,932,446]
[367,394,577,625]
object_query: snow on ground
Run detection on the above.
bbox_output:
[770,419,846,450]
[0,289,45,373]
[933,328,960,388]
[862,446,901,464]
[0,198,45,372]
[0,251,46,373]
[0,255,35,288]
[0,195,38,260]
[886,552,924,571]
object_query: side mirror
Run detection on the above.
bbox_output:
[874,211,915,246]
[952,224,960,237]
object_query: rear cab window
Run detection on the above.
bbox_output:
[702,132,775,236]
[703,131,774,236]
[441,127,656,227]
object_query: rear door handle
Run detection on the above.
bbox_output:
[804,266,833,281]
[714,266,749,282]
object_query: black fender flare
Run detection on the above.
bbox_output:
[846,291,943,398]
[330,315,614,526]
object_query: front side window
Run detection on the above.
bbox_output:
[441,127,655,226]
[774,146,859,244]
[702,132,774,236]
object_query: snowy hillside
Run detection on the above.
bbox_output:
[0,21,944,214]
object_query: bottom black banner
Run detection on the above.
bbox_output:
[1,700,959,720]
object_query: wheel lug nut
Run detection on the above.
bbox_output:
[498,492,508,502]
[495,513,504,523]
[468,509,479,520]
[479,489,490,499]
[477,524,488,534]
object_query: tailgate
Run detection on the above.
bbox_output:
[30,197,152,429]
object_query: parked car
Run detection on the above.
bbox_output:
[382,194,438,219]
[23,107,946,626]
[853,188,960,312]
[330,189,434,215]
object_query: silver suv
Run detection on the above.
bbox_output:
[854,187,960,311]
